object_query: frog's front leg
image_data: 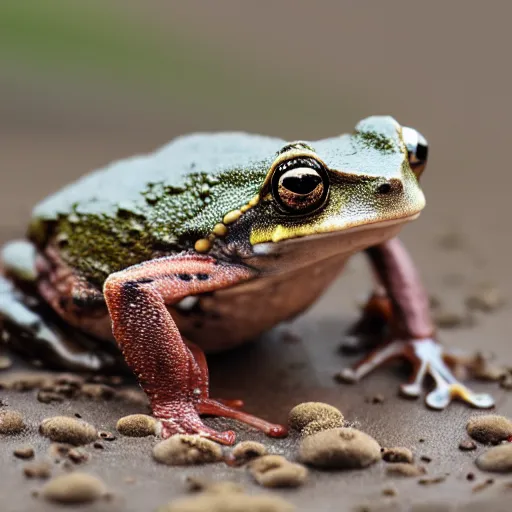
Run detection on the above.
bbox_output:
[339,238,494,410]
[103,253,287,445]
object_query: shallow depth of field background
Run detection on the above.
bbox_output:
[1,0,511,293]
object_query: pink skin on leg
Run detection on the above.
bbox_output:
[103,253,287,445]
[340,238,494,409]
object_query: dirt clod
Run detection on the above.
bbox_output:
[289,402,344,433]
[13,446,34,459]
[0,410,25,434]
[382,447,414,463]
[68,447,91,464]
[39,416,97,445]
[459,439,477,451]
[158,492,294,512]
[476,444,512,473]
[386,463,426,477]
[153,435,223,465]
[467,415,512,444]
[299,427,381,469]
[231,441,267,463]
[41,472,106,504]
[24,462,52,479]
[249,455,307,488]
[116,414,157,437]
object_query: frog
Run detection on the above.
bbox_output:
[0,116,494,445]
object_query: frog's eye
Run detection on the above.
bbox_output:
[271,157,329,214]
[402,127,428,179]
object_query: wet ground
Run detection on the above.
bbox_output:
[2,2,512,510]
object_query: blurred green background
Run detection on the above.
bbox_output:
[1,0,511,266]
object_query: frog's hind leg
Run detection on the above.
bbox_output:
[103,253,288,445]
[0,240,118,372]
[338,238,495,410]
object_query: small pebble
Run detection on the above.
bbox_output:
[0,372,53,391]
[13,446,34,459]
[418,476,446,485]
[476,444,512,473]
[81,383,116,400]
[37,390,65,404]
[299,427,381,469]
[185,477,244,494]
[116,414,157,437]
[420,456,432,463]
[382,487,397,497]
[472,478,494,493]
[115,388,149,407]
[98,430,116,441]
[39,416,97,445]
[24,462,52,479]
[466,284,504,312]
[93,442,104,450]
[68,447,90,464]
[467,472,475,481]
[459,439,477,451]
[249,455,308,488]
[153,435,223,465]
[467,415,512,444]
[0,355,12,370]
[382,447,414,464]
[157,492,294,512]
[386,463,426,477]
[41,472,106,504]
[0,410,25,434]
[288,402,344,432]
[500,374,512,390]
[231,441,267,463]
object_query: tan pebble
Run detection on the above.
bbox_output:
[98,430,116,441]
[153,435,222,465]
[0,355,12,370]
[476,444,512,473]
[382,447,414,463]
[42,473,106,504]
[467,415,512,444]
[37,390,65,404]
[117,414,157,437]
[81,383,115,400]
[68,447,90,464]
[459,439,477,451]
[24,462,52,479]
[288,402,344,431]
[466,284,504,312]
[231,441,267,462]
[418,476,446,485]
[115,388,149,407]
[299,427,380,469]
[13,446,34,459]
[223,210,242,225]
[249,455,307,488]
[157,492,294,512]
[0,410,25,434]
[185,476,244,494]
[39,416,97,445]
[0,372,53,391]
[302,419,345,437]
[386,463,426,477]
[48,443,72,460]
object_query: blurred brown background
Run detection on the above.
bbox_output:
[1,2,512,510]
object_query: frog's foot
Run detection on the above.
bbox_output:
[153,398,287,445]
[338,338,495,409]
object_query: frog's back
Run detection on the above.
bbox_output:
[30,133,283,285]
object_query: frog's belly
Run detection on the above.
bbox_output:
[172,253,348,352]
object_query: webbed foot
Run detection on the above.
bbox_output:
[338,338,495,409]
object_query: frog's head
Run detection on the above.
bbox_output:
[243,116,428,262]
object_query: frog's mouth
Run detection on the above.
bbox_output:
[252,212,420,257]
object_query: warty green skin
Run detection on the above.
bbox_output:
[29,116,421,287]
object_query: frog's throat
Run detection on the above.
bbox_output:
[251,213,420,255]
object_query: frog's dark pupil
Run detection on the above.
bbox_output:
[282,172,321,195]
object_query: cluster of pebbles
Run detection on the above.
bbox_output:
[2,364,512,511]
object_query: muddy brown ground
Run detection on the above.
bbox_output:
[1,2,512,510]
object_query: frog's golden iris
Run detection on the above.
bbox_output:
[271,156,329,214]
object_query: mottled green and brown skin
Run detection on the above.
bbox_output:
[0,116,494,444]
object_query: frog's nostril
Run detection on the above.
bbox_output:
[377,183,392,195]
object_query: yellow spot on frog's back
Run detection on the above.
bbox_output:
[194,239,212,253]
[240,205,250,213]
[212,223,228,237]
[249,195,260,207]
[223,210,242,225]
